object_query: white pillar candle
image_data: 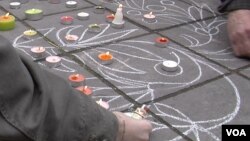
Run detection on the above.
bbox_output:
[66,1,77,8]
[9,2,21,9]
[162,60,178,72]
[112,4,125,28]
[77,12,89,20]
[46,56,61,68]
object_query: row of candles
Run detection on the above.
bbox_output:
[68,73,110,109]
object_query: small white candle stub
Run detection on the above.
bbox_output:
[31,47,46,58]
[46,56,61,68]
[162,60,178,72]
[77,12,89,20]
[143,12,156,23]
[66,1,77,8]
[10,2,21,9]
[65,34,79,43]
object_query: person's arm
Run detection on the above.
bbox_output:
[0,35,118,141]
[218,0,250,58]
[0,35,152,141]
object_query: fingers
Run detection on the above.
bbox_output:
[227,10,250,58]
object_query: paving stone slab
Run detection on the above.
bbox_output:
[149,74,250,141]
[160,16,250,69]
[87,0,215,30]
[74,34,227,103]
[26,7,147,52]
[35,55,132,111]
[0,0,92,20]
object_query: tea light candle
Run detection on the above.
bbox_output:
[76,86,93,96]
[106,14,114,23]
[94,6,105,14]
[30,47,46,58]
[124,105,148,119]
[9,2,21,9]
[68,73,85,87]
[98,52,113,65]
[23,29,37,39]
[161,60,178,72]
[88,24,101,33]
[65,34,78,43]
[0,13,15,31]
[143,12,156,23]
[96,99,109,109]
[25,9,43,21]
[45,56,61,68]
[48,0,61,4]
[77,12,89,20]
[155,37,169,48]
[60,16,74,25]
[65,1,77,8]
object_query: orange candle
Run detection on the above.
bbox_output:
[98,52,113,65]
[76,86,93,96]
[0,13,15,31]
[68,73,85,87]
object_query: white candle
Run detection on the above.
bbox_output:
[96,99,109,109]
[46,56,61,68]
[77,12,89,20]
[30,47,45,58]
[65,34,78,43]
[9,2,21,9]
[143,12,156,23]
[66,1,77,8]
[162,60,178,72]
[112,4,124,25]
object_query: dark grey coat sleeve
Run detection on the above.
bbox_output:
[0,35,118,141]
[218,0,250,12]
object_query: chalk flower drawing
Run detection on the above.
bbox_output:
[13,1,240,141]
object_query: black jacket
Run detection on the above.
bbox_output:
[219,0,250,12]
[0,35,118,141]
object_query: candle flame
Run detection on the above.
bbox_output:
[105,52,110,55]
[84,86,88,89]
[119,4,123,8]
[149,12,152,15]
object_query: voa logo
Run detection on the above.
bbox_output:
[226,129,247,137]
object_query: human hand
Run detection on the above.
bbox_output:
[113,111,152,141]
[227,10,250,58]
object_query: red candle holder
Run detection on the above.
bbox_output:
[155,37,169,48]
[60,16,74,25]
[106,14,115,23]
[68,73,85,87]
[76,86,93,96]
